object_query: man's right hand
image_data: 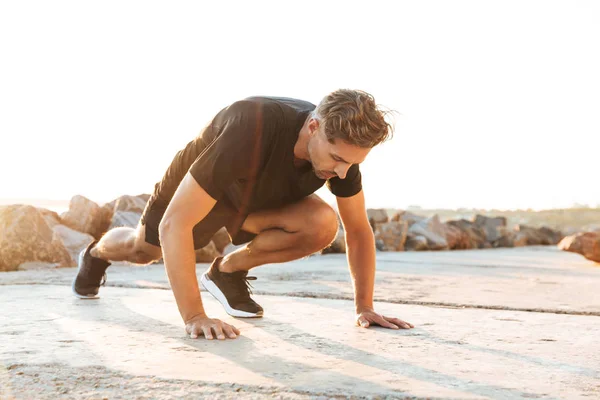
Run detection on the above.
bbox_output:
[185,315,240,340]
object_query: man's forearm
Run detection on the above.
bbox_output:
[160,224,206,322]
[345,229,376,313]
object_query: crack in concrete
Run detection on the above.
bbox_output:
[272,291,600,316]
[3,282,599,317]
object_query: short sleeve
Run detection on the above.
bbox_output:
[188,100,266,201]
[327,164,362,197]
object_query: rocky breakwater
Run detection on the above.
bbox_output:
[0,194,231,272]
[323,209,565,254]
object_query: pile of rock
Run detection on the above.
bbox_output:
[323,209,565,254]
[2,198,594,271]
[0,194,230,272]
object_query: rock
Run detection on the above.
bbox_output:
[374,221,408,251]
[407,215,448,250]
[322,228,346,254]
[211,227,232,254]
[558,232,600,262]
[110,211,142,230]
[513,232,529,247]
[52,224,95,265]
[391,211,426,227]
[513,225,563,246]
[493,227,515,248]
[446,219,487,249]
[444,223,473,250]
[538,226,563,245]
[0,205,74,272]
[367,209,389,231]
[513,224,545,245]
[61,195,113,239]
[39,208,62,228]
[104,194,149,214]
[473,215,507,243]
[195,241,221,263]
[405,235,428,251]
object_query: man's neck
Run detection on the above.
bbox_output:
[293,119,311,167]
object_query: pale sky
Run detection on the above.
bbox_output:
[1,0,598,210]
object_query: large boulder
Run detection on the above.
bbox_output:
[407,215,448,250]
[444,223,473,250]
[558,232,600,263]
[446,219,487,249]
[513,225,545,245]
[39,208,62,228]
[374,221,408,251]
[492,227,515,248]
[513,232,529,247]
[52,224,95,264]
[513,225,563,246]
[473,215,507,243]
[0,205,74,271]
[61,195,113,239]
[391,211,426,227]
[405,235,428,251]
[366,209,389,231]
[195,241,221,263]
[104,194,150,214]
[110,211,142,230]
[538,226,563,245]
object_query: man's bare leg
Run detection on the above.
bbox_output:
[89,223,163,265]
[219,194,339,273]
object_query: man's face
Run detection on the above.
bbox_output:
[306,120,371,180]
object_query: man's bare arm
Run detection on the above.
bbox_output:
[337,190,414,330]
[336,190,376,312]
[159,172,239,339]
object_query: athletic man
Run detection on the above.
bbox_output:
[72,89,415,340]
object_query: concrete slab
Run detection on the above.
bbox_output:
[2,246,599,314]
[1,285,599,399]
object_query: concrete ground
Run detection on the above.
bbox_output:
[1,246,599,399]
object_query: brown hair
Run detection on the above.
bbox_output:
[314,89,394,148]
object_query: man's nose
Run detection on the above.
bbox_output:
[335,164,351,180]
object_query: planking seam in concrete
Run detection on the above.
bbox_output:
[3,282,600,317]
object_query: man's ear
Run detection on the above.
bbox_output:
[308,118,320,136]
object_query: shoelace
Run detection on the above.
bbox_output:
[244,276,257,295]
[227,272,257,301]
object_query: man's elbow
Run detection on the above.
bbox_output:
[158,217,176,240]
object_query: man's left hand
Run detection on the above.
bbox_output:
[356,309,414,330]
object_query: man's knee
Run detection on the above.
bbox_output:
[130,222,163,264]
[304,204,339,251]
[131,240,162,265]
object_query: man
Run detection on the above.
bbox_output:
[72,89,414,340]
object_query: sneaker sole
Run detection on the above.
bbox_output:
[71,249,100,300]
[200,273,263,318]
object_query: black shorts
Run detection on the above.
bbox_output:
[140,197,257,250]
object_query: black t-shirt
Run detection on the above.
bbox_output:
[154,96,362,215]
